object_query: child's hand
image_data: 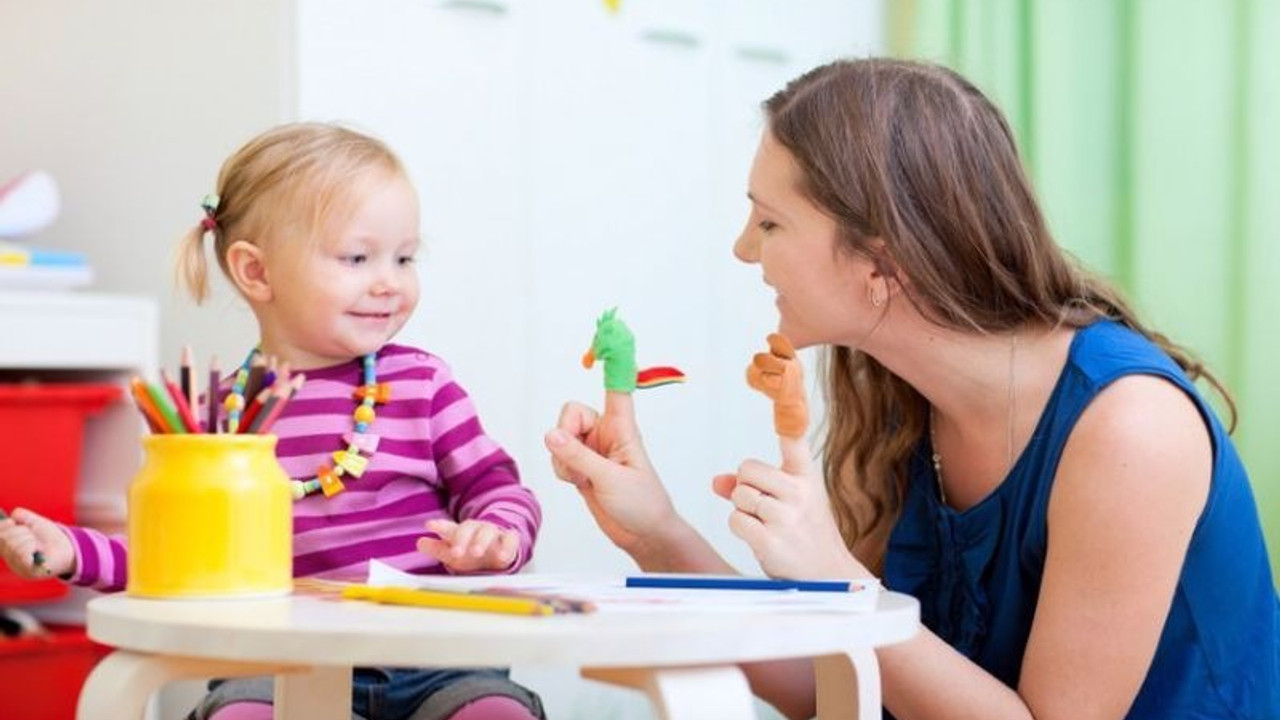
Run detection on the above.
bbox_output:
[0,508,74,579]
[416,519,519,573]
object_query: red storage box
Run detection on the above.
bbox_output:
[0,383,121,602]
[0,624,112,718]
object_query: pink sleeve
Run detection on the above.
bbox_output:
[59,523,128,592]
[427,359,541,573]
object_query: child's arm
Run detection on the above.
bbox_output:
[426,359,540,574]
[0,508,127,591]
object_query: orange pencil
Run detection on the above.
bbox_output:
[129,377,169,433]
[161,369,200,433]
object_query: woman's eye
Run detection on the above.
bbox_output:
[758,220,778,232]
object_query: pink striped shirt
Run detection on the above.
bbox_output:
[63,344,540,591]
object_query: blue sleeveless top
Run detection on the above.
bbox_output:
[884,320,1279,717]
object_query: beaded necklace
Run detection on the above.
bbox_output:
[226,349,389,501]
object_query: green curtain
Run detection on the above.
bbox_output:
[890,0,1280,579]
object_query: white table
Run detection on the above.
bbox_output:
[79,588,918,720]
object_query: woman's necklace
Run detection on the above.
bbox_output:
[227,349,388,501]
[930,334,1018,507]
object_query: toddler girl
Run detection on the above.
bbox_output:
[0,122,544,720]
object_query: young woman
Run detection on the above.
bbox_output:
[545,59,1279,720]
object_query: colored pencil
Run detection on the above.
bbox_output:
[160,369,200,433]
[237,386,271,434]
[242,354,268,409]
[341,584,556,616]
[624,574,857,593]
[128,377,167,433]
[254,373,304,434]
[207,355,221,434]
[143,380,185,434]
[261,356,277,395]
[31,550,52,576]
[179,345,197,427]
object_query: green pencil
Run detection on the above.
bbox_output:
[144,380,186,434]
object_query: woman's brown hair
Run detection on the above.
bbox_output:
[763,58,1234,572]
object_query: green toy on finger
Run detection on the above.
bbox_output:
[583,308,685,393]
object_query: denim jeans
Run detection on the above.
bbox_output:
[188,666,545,720]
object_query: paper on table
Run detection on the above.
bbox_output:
[366,561,880,614]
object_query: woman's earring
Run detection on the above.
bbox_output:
[868,284,885,308]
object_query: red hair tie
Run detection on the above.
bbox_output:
[199,193,220,233]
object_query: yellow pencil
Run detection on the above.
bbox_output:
[341,584,555,616]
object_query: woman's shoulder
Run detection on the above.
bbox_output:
[1053,334,1214,533]
[1061,321,1211,453]
[1068,320,1182,379]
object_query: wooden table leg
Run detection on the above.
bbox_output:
[275,665,352,720]
[77,650,301,720]
[583,665,756,720]
[814,647,880,720]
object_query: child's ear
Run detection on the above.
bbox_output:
[225,240,272,303]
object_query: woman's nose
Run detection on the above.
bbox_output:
[734,227,759,263]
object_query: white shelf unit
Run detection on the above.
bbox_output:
[0,291,158,540]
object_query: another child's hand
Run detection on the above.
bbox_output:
[0,508,74,579]
[416,519,519,573]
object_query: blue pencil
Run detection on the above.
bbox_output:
[624,574,855,593]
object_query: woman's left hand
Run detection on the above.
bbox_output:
[417,518,520,573]
[713,435,872,580]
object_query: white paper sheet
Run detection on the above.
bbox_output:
[365,560,881,614]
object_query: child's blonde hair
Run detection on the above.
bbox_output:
[176,122,406,303]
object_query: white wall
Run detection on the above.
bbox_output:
[2,1,882,717]
[291,0,883,581]
[0,1,289,370]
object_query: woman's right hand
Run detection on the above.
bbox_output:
[0,508,74,579]
[544,392,682,557]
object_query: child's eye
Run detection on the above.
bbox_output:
[758,220,778,232]
[398,255,417,266]
[340,254,368,266]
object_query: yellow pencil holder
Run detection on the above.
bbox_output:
[127,435,293,599]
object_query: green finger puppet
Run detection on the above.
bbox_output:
[582,308,685,393]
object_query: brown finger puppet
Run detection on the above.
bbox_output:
[745,333,809,438]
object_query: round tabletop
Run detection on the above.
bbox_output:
[88,588,920,669]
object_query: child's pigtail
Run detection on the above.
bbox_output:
[174,193,220,305]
